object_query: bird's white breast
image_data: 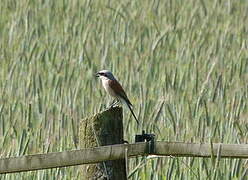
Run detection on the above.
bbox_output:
[101,79,117,97]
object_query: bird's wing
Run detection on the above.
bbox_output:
[109,80,139,124]
[108,80,132,106]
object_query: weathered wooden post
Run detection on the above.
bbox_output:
[79,106,127,180]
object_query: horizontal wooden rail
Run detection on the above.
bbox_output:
[1,141,248,174]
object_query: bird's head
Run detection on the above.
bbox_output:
[96,70,115,81]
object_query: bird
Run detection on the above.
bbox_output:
[96,70,139,124]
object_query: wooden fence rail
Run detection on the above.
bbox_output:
[1,141,248,174]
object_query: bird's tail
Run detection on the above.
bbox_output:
[118,97,139,125]
[126,103,140,125]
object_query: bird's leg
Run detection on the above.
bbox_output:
[108,99,116,108]
[108,99,120,109]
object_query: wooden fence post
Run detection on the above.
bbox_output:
[79,106,127,180]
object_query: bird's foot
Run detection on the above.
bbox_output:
[107,100,120,109]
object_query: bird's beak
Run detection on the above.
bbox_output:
[95,72,100,77]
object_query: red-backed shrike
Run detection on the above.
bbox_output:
[96,70,139,124]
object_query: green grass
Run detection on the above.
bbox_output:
[0,0,247,179]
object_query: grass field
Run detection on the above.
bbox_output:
[0,0,247,179]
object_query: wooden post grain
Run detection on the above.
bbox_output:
[79,106,127,180]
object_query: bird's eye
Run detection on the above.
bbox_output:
[98,72,107,77]
[101,73,107,77]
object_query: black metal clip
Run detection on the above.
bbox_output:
[135,130,155,154]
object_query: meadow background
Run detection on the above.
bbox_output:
[0,0,247,179]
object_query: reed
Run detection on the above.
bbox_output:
[0,0,247,179]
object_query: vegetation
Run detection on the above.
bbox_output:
[0,0,247,179]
